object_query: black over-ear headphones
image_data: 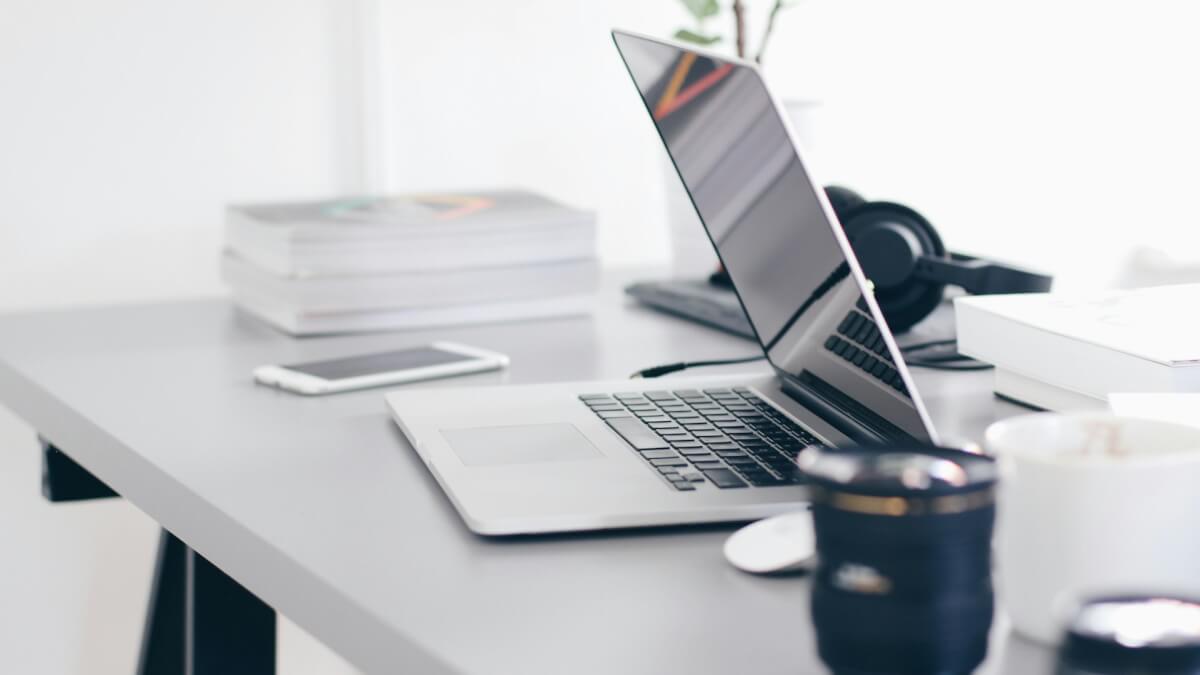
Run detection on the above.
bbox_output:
[824,186,1053,333]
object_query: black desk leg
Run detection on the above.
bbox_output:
[40,437,117,502]
[137,531,186,675]
[136,530,277,675]
[39,440,277,674]
[185,546,276,675]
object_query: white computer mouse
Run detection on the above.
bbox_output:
[723,510,816,575]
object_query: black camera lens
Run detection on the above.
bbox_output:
[1058,596,1200,675]
[797,444,998,675]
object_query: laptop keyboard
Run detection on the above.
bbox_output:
[580,387,816,492]
[824,298,907,393]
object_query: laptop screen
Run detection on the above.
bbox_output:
[613,31,934,443]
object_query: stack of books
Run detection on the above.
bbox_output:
[955,284,1200,410]
[222,190,598,335]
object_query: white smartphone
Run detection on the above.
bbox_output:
[253,342,509,395]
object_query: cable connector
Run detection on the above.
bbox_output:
[630,355,766,379]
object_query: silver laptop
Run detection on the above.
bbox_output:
[385,30,939,535]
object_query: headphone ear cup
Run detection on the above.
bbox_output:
[823,185,867,224]
[840,201,947,333]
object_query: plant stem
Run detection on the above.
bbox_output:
[732,0,747,58]
[756,0,785,63]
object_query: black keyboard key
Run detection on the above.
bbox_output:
[607,417,668,450]
[837,314,855,334]
[587,404,624,412]
[692,460,724,470]
[847,313,866,334]
[854,322,873,345]
[651,458,688,467]
[701,468,748,489]
[640,449,677,460]
[677,447,713,457]
[707,443,740,452]
[824,335,838,350]
[671,480,696,491]
[662,434,692,442]
[671,441,703,450]
[746,473,786,487]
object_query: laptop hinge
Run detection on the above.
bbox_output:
[779,371,916,445]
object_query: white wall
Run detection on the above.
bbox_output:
[0,0,361,311]
[9,0,1198,307]
[376,0,1200,287]
[374,0,685,267]
[0,2,364,672]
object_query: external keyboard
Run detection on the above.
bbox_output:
[580,387,816,492]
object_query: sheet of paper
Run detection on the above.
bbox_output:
[1109,393,1200,429]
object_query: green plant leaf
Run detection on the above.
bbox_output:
[678,0,720,21]
[673,28,722,45]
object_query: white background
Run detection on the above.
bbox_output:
[3,1,1200,672]
[6,0,1200,314]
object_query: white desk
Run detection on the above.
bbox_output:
[0,270,1053,674]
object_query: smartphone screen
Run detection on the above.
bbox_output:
[284,347,475,381]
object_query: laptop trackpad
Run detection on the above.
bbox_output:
[441,424,602,466]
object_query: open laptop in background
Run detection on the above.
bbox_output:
[384,30,939,535]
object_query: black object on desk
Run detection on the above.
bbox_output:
[798,445,998,675]
[625,278,754,339]
[1058,596,1200,675]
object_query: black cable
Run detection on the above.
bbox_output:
[899,339,958,353]
[631,337,993,378]
[905,360,993,371]
[630,355,766,379]
[900,338,992,370]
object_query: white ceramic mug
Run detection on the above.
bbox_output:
[985,412,1200,644]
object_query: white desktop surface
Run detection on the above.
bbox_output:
[0,270,1050,674]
